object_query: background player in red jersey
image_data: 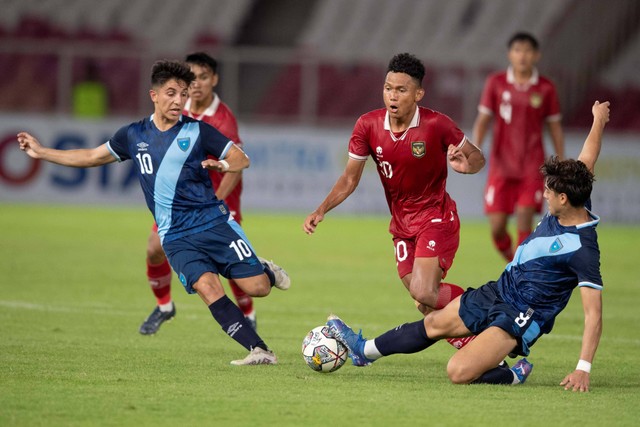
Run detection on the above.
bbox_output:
[472,32,565,262]
[303,53,485,331]
[139,52,256,335]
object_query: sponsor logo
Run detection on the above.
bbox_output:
[137,141,149,151]
[177,137,190,152]
[376,146,383,155]
[427,240,436,251]
[530,93,542,108]
[411,141,426,158]
[179,273,187,285]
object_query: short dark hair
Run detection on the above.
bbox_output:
[185,52,218,75]
[508,32,539,50]
[387,53,425,86]
[541,156,594,207]
[150,60,195,88]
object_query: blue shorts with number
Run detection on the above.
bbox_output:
[459,281,544,356]
[162,219,264,294]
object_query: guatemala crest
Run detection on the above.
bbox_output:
[530,93,542,108]
[177,138,190,152]
[411,141,426,158]
[549,238,563,253]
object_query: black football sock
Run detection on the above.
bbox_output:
[472,364,516,385]
[208,295,267,351]
[374,319,437,356]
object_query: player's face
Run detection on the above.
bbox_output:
[383,72,424,122]
[544,182,564,216]
[188,63,218,104]
[508,41,540,74]
[150,78,189,124]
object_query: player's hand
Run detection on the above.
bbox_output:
[303,212,324,235]
[201,159,227,172]
[560,370,590,392]
[17,132,43,159]
[447,144,470,173]
[592,101,610,124]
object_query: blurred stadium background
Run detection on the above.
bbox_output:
[1,0,639,221]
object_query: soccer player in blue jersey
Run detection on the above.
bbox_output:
[326,100,610,392]
[17,60,290,366]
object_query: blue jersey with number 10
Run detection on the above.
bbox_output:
[106,115,234,244]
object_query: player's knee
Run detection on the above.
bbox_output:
[409,285,439,309]
[446,358,475,384]
[242,276,271,297]
[146,242,166,264]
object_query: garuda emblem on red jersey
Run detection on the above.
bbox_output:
[411,141,426,158]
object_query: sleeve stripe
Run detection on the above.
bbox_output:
[546,113,562,122]
[578,282,603,291]
[457,136,467,149]
[348,152,368,161]
[219,140,234,160]
[478,105,493,116]
[105,141,122,162]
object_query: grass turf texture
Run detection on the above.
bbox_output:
[1,204,639,426]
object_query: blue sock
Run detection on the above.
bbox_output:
[209,295,267,351]
[472,364,515,385]
[374,319,437,356]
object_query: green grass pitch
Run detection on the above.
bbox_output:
[1,204,639,426]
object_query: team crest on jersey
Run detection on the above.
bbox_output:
[412,141,426,158]
[137,142,149,151]
[549,238,563,253]
[530,93,542,108]
[177,138,190,152]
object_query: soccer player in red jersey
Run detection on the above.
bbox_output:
[139,52,256,335]
[473,32,565,262]
[303,53,485,326]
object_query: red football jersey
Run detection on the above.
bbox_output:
[478,67,561,179]
[348,106,465,238]
[184,94,243,223]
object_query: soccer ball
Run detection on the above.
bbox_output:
[301,325,348,373]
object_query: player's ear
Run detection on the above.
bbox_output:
[415,87,425,103]
[211,73,219,88]
[149,89,157,103]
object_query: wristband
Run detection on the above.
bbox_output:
[576,359,592,373]
[219,160,229,171]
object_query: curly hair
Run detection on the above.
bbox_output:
[387,53,425,85]
[150,60,195,88]
[541,156,595,207]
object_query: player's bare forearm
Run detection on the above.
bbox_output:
[18,133,115,167]
[577,101,610,173]
[547,120,565,159]
[215,171,241,201]
[472,112,492,150]
[560,287,602,392]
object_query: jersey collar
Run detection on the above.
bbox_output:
[384,106,420,142]
[506,66,539,89]
[184,93,220,120]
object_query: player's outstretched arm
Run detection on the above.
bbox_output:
[202,144,249,173]
[303,158,366,235]
[18,132,116,167]
[577,101,610,173]
[559,286,602,392]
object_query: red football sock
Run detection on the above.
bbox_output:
[494,233,514,262]
[435,282,465,310]
[517,230,531,246]
[229,279,254,316]
[147,259,172,306]
[436,282,477,350]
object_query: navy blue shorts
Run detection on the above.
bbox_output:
[459,281,543,356]
[162,219,264,294]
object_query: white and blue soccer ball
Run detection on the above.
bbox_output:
[302,325,348,373]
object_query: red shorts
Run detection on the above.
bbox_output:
[484,174,544,215]
[393,211,460,280]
